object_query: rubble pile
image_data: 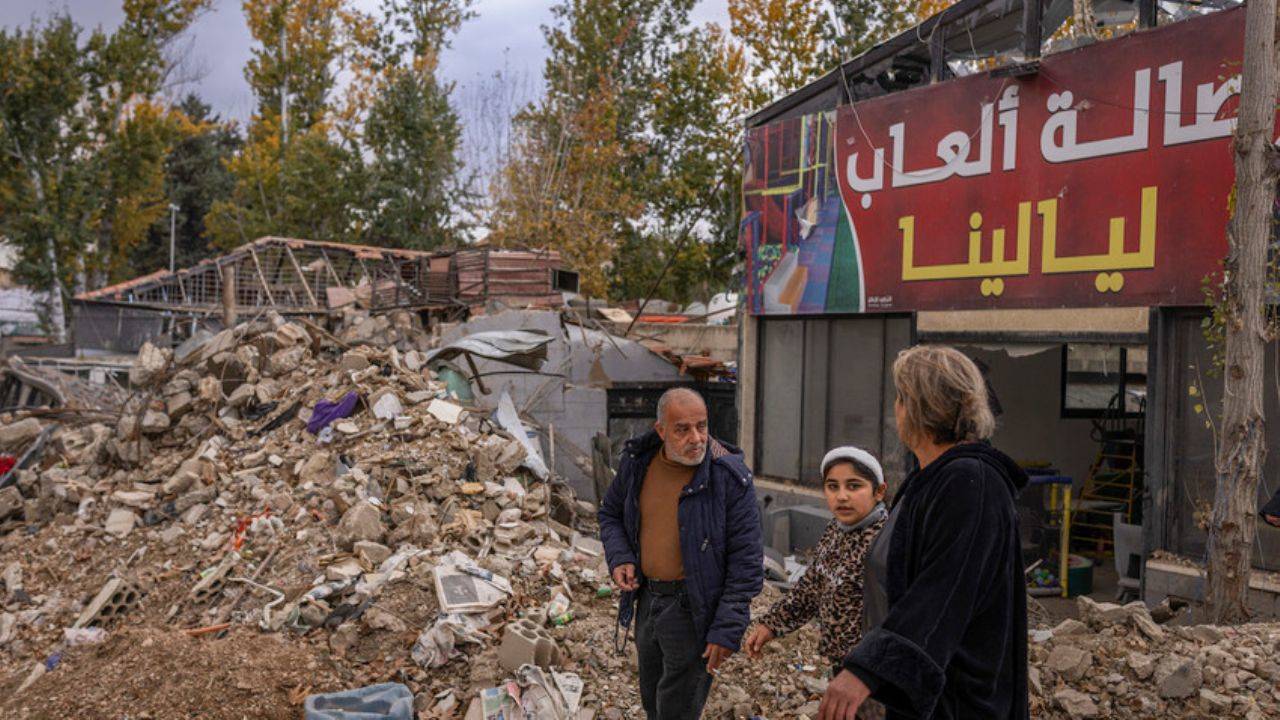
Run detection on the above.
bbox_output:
[1030,596,1280,719]
[0,312,838,719]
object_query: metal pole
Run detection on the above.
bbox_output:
[169,203,178,273]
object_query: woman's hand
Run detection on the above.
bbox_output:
[744,625,775,659]
[819,670,871,720]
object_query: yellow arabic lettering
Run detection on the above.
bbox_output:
[900,202,1033,296]
[1039,186,1157,293]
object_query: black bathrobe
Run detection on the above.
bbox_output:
[1262,487,1280,524]
[843,443,1030,720]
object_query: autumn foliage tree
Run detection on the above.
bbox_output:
[0,0,210,339]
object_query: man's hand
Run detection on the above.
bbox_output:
[1266,514,1280,528]
[611,563,639,591]
[744,625,775,659]
[702,643,734,674]
[819,670,871,720]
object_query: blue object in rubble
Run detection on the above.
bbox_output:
[304,683,414,720]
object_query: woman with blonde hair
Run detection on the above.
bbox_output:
[819,345,1029,720]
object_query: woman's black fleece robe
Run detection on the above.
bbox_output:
[843,443,1031,720]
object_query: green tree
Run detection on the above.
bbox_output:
[209,0,473,251]
[0,1,208,339]
[493,0,747,305]
[361,0,474,250]
[130,94,243,274]
[824,0,919,64]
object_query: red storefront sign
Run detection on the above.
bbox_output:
[741,7,1253,315]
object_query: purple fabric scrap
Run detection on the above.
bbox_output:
[307,391,360,434]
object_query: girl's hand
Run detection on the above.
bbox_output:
[744,625,775,659]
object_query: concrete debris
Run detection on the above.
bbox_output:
[73,577,142,628]
[337,501,386,549]
[129,342,170,387]
[0,417,43,450]
[104,508,136,538]
[1030,595,1280,718]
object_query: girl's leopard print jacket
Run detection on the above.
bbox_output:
[758,514,886,665]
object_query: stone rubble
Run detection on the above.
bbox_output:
[1,309,1278,717]
[1031,595,1280,719]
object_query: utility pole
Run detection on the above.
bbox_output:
[169,203,179,274]
[280,4,289,146]
[1204,0,1277,623]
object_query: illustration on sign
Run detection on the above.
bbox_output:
[741,6,1255,315]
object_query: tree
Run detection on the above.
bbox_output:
[130,94,242,274]
[728,0,827,107]
[491,0,749,304]
[1203,0,1277,623]
[209,0,473,250]
[489,81,641,297]
[361,0,475,250]
[0,2,208,340]
[825,0,923,63]
[612,24,748,303]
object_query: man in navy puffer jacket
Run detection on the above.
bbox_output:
[598,388,763,720]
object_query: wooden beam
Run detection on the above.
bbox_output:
[283,245,320,307]
[317,248,343,285]
[248,247,277,306]
[221,263,238,326]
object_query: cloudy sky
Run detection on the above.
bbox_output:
[0,0,730,125]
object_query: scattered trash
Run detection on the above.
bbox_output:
[61,627,108,646]
[434,552,513,613]
[307,392,361,434]
[304,682,414,720]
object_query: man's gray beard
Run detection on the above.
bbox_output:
[670,446,705,467]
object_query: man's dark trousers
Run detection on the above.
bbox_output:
[635,580,713,720]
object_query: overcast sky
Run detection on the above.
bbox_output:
[0,0,730,126]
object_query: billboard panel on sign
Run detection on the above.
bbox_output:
[741,7,1252,315]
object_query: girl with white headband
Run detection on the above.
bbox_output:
[745,446,888,691]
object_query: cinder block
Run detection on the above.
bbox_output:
[499,618,559,672]
[74,578,142,628]
[189,551,241,604]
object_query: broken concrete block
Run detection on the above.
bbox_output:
[354,541,392,566]
[276,323,311,347]
[1047,645,1092,682]
[425,399,464,425]
[104,508,137,538]
[163,457,214,496]
[337,501,385,549]
[1127,651,1156,680]
[190,552,240,604]
[298,451,334,486]
[329,622,361,657]
[74,577,142,628]
[227,383,257,408]
[498,618,560,672]
[1054,688,1098,718]
[335,421,359,435]
[1199,688,1233,714]
[339,351,370,373]
[1155,655,1203,699]
[266,345,307,377]
[129,342,169,386]
[0,417,42,450]
[370,389,404,420]
[166,391,194,419]
[0,486,23,521]
[326,557,364,582]
[1051,618,1089,637]
[140,409,171,435]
